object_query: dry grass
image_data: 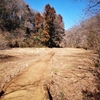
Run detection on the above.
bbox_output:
[0,48,100,100]
[49,48,100,100]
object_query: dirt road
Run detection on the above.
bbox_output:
[0,48,100,100]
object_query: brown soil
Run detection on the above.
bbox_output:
[0,48,100,100]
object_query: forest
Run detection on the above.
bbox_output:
[0,0,100,53]
[0,0,65,49]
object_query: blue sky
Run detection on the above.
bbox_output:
[24,0,87,30]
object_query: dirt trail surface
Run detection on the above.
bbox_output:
[0,48,100,100]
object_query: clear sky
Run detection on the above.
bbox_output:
[24,0,87,30]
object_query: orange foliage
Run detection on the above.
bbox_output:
[35,12,43,30]
[41,30,50,43]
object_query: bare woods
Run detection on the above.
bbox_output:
[0,0,100,51]
[65,14,100,52]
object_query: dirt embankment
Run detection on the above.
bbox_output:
[0,48,100,100]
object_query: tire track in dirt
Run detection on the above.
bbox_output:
[0,51,56,100]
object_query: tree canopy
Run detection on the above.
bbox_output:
[0,1,65,48]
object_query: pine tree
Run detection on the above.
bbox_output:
[54,14,65,47]
[43,4,65,47]
[35,12,43,33]
[43,4,56,47]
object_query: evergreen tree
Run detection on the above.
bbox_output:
[54,14,65,47]
[43,4,65,47]
[43,4,56,47]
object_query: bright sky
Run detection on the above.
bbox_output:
[24,0,87,30]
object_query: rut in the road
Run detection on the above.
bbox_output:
[0,51,55,100]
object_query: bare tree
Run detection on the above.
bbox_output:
[73,0,100,15]
[86,0,100,15]
[65,14,100,50]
